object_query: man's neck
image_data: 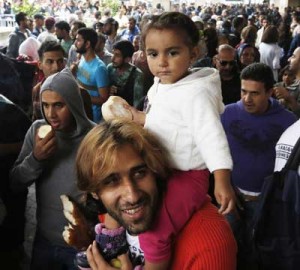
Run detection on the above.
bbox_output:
[18,25,27,33]
[63,35,72,42]
[296,72,300,81]
[83,50,96,61]
[117,62,131,73]
[108,32,117,40]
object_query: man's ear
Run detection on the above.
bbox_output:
[124,56,132,63]
[91,192,100,200]
[85,40,91,49]
[268,87,274,97]
[37,60,43,71]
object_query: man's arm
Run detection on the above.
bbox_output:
[90,86,109,105]
[10,125,57,190]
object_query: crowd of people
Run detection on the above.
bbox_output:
[0,1,300,269]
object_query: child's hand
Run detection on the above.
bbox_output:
[87,241,132,270]
[213,169,236,215]
[123,105,145,126]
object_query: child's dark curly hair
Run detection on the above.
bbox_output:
[141,12,200,50]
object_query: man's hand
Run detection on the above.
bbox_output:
[274,86,289,100]
[110,85,118,95]
[87,241,132,270]
[33,127,57,161]
[213,169,236,215]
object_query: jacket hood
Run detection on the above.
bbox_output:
[150,67,223,112]
[40,68,94,138]
[153,67,220,87]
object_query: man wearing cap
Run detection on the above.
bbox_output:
[37,16,58,44]
[10,68,95,269]
[32,14,45,37]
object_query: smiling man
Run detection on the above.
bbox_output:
[221,63,297,269]
[10,68,95,270]
[75,120,237,270]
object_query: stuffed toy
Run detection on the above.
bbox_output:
[60,194,128,269]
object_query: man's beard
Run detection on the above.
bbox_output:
[105,193,159,236]
[76,46,87,54]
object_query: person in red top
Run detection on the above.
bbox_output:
[75,120,237,270]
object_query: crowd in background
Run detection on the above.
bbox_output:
[1,1,300,269]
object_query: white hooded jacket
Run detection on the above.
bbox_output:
[145,68,232,172]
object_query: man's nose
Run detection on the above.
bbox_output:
[244,93,251,102]
[47,106,56,118]
[122,178,141,204]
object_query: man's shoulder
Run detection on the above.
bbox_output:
[172,201,236,267]
[223,102,240,114]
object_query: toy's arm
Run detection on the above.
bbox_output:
[61,195,95,250]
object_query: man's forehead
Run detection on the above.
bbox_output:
[43,51,64,59]
[218,50,235,59]
[41,90,65,102]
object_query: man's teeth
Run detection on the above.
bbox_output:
[124,206,142,214]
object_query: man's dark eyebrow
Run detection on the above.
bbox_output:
[130,163,147,172]
[41,101,65,106]
[104,163,147,178]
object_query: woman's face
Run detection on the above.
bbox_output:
[240,47,256,67]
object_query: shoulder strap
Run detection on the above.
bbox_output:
[123,66,136,90]
[283,136,300,171]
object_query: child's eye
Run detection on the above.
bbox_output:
[148,52,157,58]
[169,50,179,56]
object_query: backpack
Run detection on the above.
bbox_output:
[0,53,36,112]
[252,136,300,270]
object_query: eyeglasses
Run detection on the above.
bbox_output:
[216,58,236,67]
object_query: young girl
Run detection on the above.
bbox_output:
[127,12,235,269]
[80,12,235,270]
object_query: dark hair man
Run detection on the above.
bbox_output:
[74,28,109,122]
[221,63,297,269]
[55,20,73,55]
[76,120,237,269]
[108,40,144,107]
[10,68,95,269]
[6,12,31,58]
